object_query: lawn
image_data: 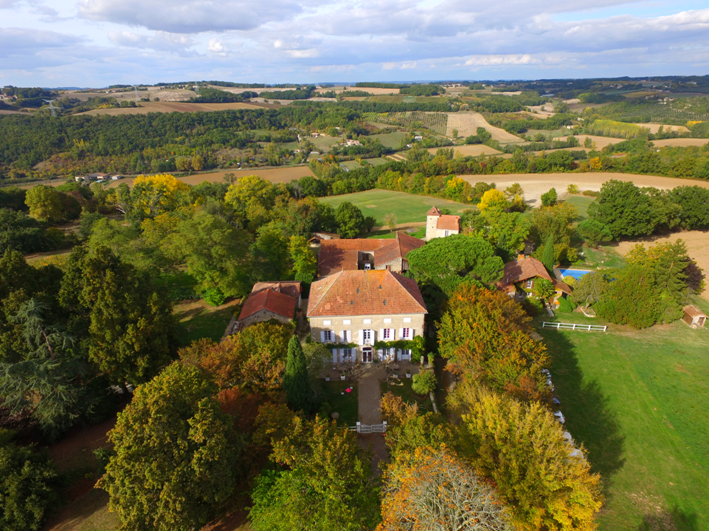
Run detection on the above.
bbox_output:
[537,311,709,530]
[381,377,432,413]
[367,227,426,239]
[371,131,408,149]
[321,380,359,427]
[319,189,472,226]
[564,195,595,222]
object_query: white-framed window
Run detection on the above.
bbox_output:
[343,319,351,325]
[364,318,372,324]
[363,329,373,344]
[400,327,413,340]
[403,317,412,323]
[340,330,352,343]
[526,279,534,289]
[444,230,450,237]
[323,320,331,326]
[322,330,334,342]
[384,318,392,324]
[382,328,393,340]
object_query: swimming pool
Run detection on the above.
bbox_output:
[558,268,592,280]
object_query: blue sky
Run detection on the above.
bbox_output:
[1,0,708,87]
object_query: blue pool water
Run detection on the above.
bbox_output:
[558,268,592,280]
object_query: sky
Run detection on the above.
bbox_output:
[1,0,708,87]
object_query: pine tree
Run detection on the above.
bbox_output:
[283,336,311,413]
[541,234,555,272]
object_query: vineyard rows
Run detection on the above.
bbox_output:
[362,111,449,135]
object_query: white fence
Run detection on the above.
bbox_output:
[542,322,607,332]
[349,421,387,433]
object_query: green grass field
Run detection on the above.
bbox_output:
[322,380,359,426]
[319,189,472,226]
[371,131,408,149]
[538,308,709,530]
[565,195,595,221]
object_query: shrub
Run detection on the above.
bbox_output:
[582,190,599,197]
[540,188,557,207]
[558,296,575,313]
[412,369,437,395]
[202,287,226,306]
[566,184,580,194]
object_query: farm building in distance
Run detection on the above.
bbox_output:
[425,206,461,240]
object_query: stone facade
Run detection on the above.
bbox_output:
[239,309,292,328]
[425,206,461,240]
[309,312,425,363]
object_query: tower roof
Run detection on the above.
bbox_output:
[427,206,441,216]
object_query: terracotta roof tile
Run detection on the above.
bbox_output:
[239,287,297,321]
[436,215,460,231]
[497,257,552,287]
[376,232,426,266]
[318,234,425,277]
[251,281,301,300]
[427,206,441,216]
[307,270,427,317]
[552,279,572,294]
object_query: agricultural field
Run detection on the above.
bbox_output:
[363,111,449,135]
[633,123,690,134]
[318,189,471,226]
[77,101,268,115]
[428,145,502,156]
[370,130,409,149]
[538,310,709,531]
[340,157,389,171]
[652,138,709,148]
[446,112,524,143]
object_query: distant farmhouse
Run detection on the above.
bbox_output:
[317,232,425,278]
[307,270,427,363]
[425,206,460,240]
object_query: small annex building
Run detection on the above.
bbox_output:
[425,206,460,240]
[317,231,425,278]
[307,269,427,363]
[681,305,707,328]
[496,256,571,307]
[238,281,301,328]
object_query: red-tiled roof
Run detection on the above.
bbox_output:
[436,215,460,231]
[683,305,707,318]
[552,279,572,294]
[307,270,427,317]
[318,233,425,277]
[239,287,297,321]
[251,281,301,300]
[427,206,441,216]
[497,257,552,287]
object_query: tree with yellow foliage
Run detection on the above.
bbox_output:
[131,174,191,219]
[478,188,508,213]
[449,381,603,530]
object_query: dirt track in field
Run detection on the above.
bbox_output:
[612,231,709,300]
[446,112,524,144]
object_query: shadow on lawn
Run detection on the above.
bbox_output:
[541,329,625,485]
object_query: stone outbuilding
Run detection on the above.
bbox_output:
[425,206,460,240]
[681,305,707,328]
[237,281,301,328]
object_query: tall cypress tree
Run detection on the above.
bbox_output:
[541,234,555,272]
[283,336,311,413]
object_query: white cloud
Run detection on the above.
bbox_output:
[109,30,196,55]
[78,0,306,33]
[466,54,538,66]
[207,38,227,55]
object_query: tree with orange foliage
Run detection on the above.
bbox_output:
[379,444,510,531]
[178,322,291,392]
[438,283,549,402]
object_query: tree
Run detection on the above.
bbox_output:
[587,180,660,239]
[595,265,662,328]
[25,185,63,223]
[98,363,240,530]
[407,234,503,296]
[289,235,317,284]
[571,271,609,309]
[666,186,709,230]
[449,381,603,530]
[224,175,277,222]
[531,203,578,263]
[60,245,178,385]
[130,174,192,220]
[335,202,367,238]
[504,183,524,201]
[384,212,397,231]
[168,210,253,300]
[577,219,613,248]
[411,369,437,395]
[532,278,555,303]
[540,187,558,207]
[179,322,291,392]
[175,156,191,172]
[541,234,555,271]
[452,128,459,138]
[283,336,312,413]
[380,445,509,531]
[249,416,381,531]
[438,284,549,402]
[478,189,507,213]
[0,438,62,530]
[480,210,530,262]
[252,224,290,281]
[191,153,204,171]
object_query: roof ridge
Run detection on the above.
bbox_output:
[387,270,428,313]
[308,270,344,315]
